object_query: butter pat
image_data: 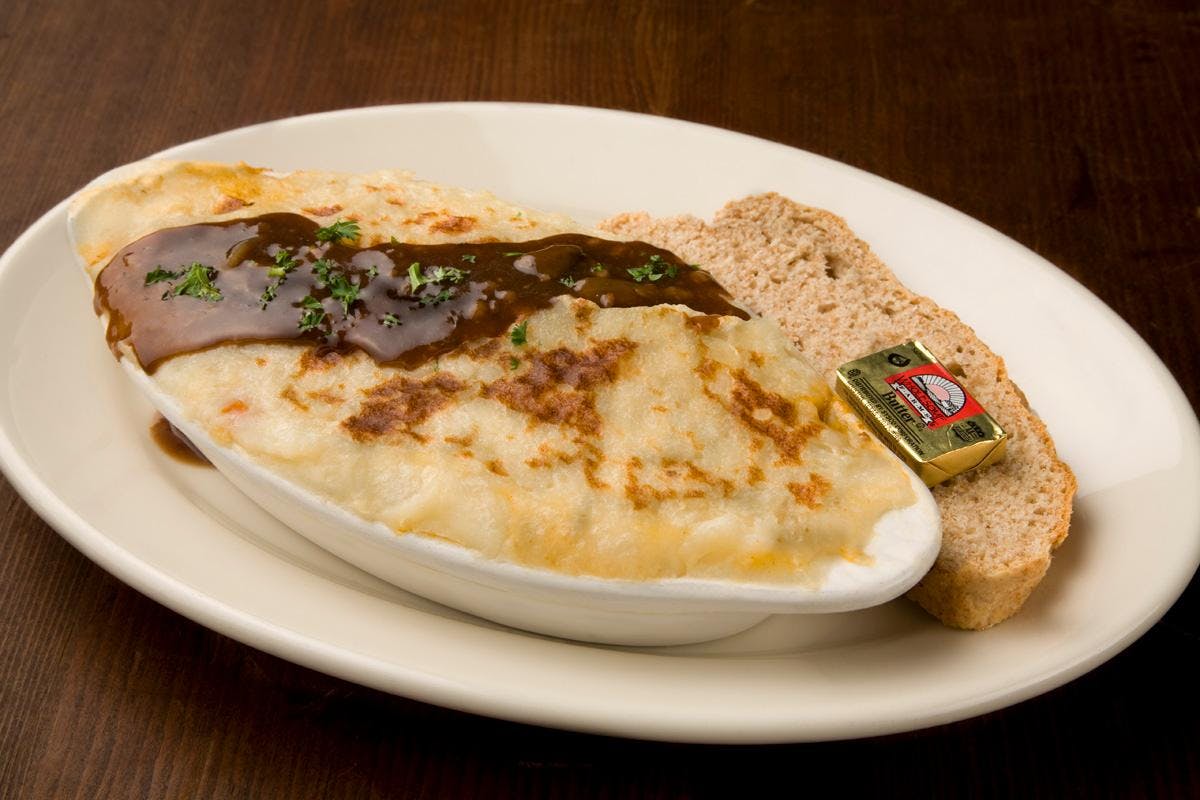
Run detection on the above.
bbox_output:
[835,341,1006,487]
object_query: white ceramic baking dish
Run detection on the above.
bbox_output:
[120,361,940,645]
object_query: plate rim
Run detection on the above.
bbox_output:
[2,101,1198,743]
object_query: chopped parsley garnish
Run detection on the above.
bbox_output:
[418,288,453,307]
[259,281,280,310]
[314,219,360,243]
[173,265,223,301]
[408,262,470,301]
[559,275,576,288]
[627,254,678,283]
[503,251,524,257]
[328,272,361,315]
[509,356,520,370]
[145,263,222,301]
[366,265,379,278]
[590,263,605,273]
[432,266,469,284]
[312,258,335,286]
[144,267,177,286]
[510,320,528,346]
[407,262,425,293]
[145,262,223,302]
[297,295,327,333]
[268,249,299,278]
[259,250,300,307]
[461,254,476,263]
[380,313,402,328]
[297,258,361,316]
[390,236,401,244]
[167,272,208,298]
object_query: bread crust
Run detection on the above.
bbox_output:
[601,193,1076,630]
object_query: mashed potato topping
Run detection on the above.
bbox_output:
[152,298,913,583]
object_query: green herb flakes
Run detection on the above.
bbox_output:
[154,263,223,302]
[418,288,453,307]
[259,281,280,310]
[145,263,222,301]
[409,262,470,301]
[627,254,678,283]
[268,249,299,278]
[431,266,469,284]
[298,295,327,333]
[408,262,425,294]
[312,258,335,286]
[328,272,360,315]
[314,219,360,243]
[144,267,177,286]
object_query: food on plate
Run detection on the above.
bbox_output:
[70,161,925,586]
[602,197,1077,629]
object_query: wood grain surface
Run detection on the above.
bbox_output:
[2,1,1198,797]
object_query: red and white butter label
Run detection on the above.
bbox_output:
[884,364,983,430]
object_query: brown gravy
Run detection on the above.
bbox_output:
[96,213,750,372]
[149,416,211,467]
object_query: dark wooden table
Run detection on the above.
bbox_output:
[2,1,1198,796]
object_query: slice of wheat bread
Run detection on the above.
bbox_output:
[600,194,1076,630]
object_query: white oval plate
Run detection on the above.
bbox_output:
[1,103,1198,743]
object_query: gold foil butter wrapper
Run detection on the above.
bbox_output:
[835,341,1007,487]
